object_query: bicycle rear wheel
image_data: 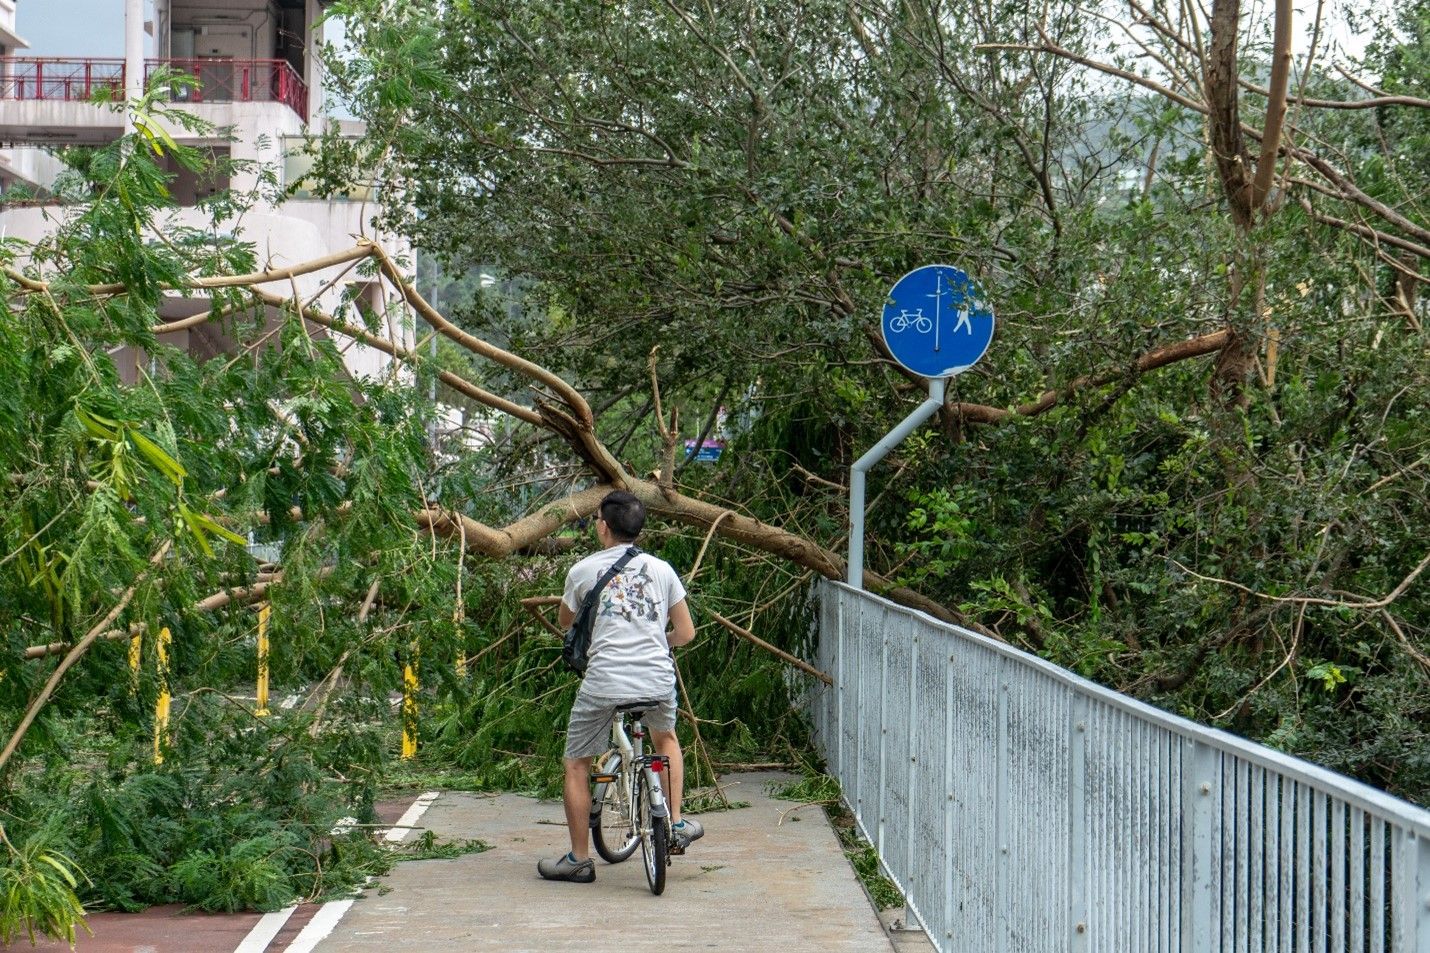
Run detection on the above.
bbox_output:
[636,770,668,895]
[591,752,639,863]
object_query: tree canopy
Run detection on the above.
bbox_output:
[320,0,1430,799]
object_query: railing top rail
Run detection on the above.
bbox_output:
[0,56,126,64]
[826,579,1430,837]
[0,56,300,67]
[146,58,300,67]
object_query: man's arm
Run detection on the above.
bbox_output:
[667,598,695,648]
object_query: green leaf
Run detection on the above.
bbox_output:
[178,501,215,558]
[186,508,248,547]
[129,430,188,484]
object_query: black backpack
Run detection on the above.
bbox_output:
[562,547,640,676]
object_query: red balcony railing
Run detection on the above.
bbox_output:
[0,57,309,122]
[0,57,124,101]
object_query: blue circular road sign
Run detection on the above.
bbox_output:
[881,264,995,379]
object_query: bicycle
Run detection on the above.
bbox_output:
[588,699,677,895]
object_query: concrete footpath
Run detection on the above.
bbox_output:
[314,772,901,952]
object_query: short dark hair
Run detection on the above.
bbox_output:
[599,491,645,542]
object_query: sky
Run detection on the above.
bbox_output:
[15,0,148,58]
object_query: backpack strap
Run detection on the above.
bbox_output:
[580,546,640,617]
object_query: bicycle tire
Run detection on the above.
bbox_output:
[637,771,668,895]
[591,752,639,863]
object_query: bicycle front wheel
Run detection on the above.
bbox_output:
[636,770,668,895]
[591,752,639,863]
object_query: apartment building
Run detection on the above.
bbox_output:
[0,0,414,382]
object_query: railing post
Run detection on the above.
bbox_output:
[905,628,918,913]
[852,595,864,825]
[876,610,889,855]
[834,588,845,786]
[34,61,42,100]
[1181,739,1219,952]
[1415,831,1429,953]
[1067,694,1088,952]
[994,667,1010,953]
[1394,826,1428,952]
[943,645,955,952]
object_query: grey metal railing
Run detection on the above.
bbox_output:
[806,580,1430,953]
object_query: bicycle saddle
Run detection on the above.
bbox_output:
[614,699,666,713]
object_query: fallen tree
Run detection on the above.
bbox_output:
[10,235,1246,638]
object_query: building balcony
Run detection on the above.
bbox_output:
[0,56,309,130]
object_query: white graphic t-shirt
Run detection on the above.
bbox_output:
[561,545,687,700]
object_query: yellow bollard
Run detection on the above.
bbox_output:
[454,612,467,679]
[401,649,419,760]
[255,603,271,717]
[153,626,171,764]
[129,629,142,687]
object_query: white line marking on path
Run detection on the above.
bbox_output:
[232,906,297,953]
[386,791,440,844]
[229,791,439,953]
[282,899,355,953]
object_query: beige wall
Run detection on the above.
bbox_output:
[0,146,64,193]
[1,198,415,383]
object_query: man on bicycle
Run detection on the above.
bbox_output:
[538,490,700,883]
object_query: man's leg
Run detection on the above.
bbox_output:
[563,755,595,859]
[649,729,684,823]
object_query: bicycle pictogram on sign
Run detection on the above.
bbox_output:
[887,309,933,334]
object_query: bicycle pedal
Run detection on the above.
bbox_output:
[668,843,686,856]
[590,774,617,783]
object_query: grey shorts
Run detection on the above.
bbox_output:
[563,690,678,760]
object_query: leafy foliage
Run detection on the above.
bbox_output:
[0,827,90,948]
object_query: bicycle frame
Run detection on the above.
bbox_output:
[589,708,677,893]
[609,711,671,831]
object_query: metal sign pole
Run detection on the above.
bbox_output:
[847,376,946,589]
[850,261,993,591]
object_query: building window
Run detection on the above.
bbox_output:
[282,137,376,201]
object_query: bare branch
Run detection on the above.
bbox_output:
[4,244,376,298]
[1297,196,1430,262]
[708,609,832,685]
[1250,0,1293,210]
[949,329,1231,424]
[1172,550,1430,610]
